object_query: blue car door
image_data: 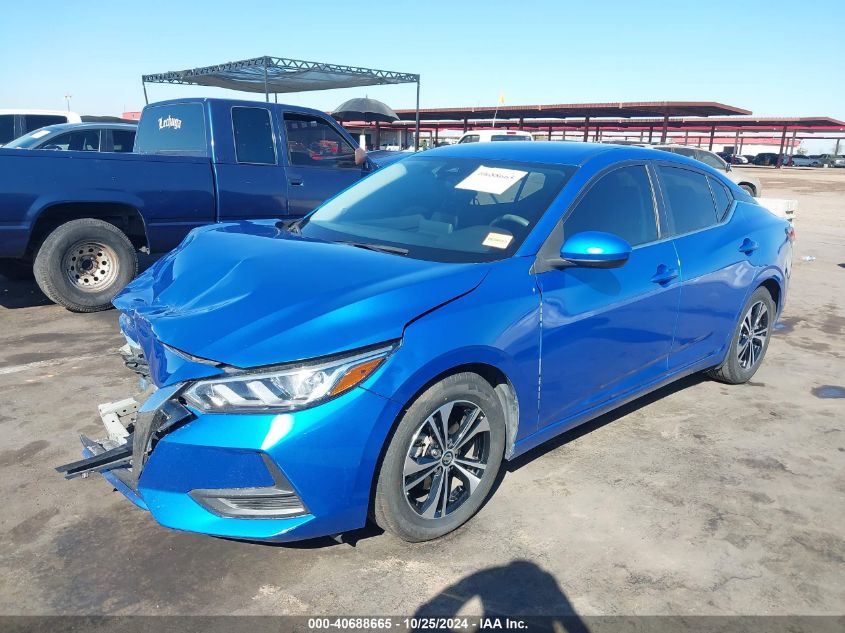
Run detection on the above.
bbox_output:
[536,164,681,430]
[653,164,752,370]
[281,112,368,217]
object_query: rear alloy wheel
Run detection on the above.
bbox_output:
[374,372,506,542]
[33,218,137,312]
[706,287,775,384]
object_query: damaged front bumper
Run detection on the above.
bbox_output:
[56,365,403,542]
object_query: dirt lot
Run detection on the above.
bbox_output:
[0,168,843,617]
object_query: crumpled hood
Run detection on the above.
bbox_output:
[114,221,489,369]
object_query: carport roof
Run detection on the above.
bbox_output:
[142,56,420,95]
[393,101,751,121]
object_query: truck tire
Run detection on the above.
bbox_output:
[33,218,138,312]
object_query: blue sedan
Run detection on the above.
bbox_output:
[58,142,793,542]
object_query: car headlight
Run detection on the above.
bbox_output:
[182,343,396,414]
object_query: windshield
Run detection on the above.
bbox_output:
[298,155,574,263]
[3,128,55,149]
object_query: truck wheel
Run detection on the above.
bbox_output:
[33,218,138,312]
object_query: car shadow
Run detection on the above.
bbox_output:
[247,374,706,551]
[413,559,589,630]
[0,276,51,309]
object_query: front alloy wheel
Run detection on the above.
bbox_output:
[737,300,769,370]
[374,372,506,542]
[403,400,491,520]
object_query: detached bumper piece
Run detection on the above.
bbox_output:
[189,453,308,519]
[55,394,192,484]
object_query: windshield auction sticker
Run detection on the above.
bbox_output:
[456,165,528,195]
[482,232,514,249]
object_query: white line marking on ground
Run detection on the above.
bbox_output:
[0,354,102,376]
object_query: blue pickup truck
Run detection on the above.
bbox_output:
[0,97,388,311]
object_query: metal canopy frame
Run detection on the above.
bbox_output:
[142,56,422,149]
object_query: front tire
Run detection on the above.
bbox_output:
[33,218,138,312]
[706,287,775,384]
[373,372,506,542]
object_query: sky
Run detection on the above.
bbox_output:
[1,0,843,151]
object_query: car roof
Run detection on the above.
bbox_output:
[424,140,666,166]
[27,122,137,134]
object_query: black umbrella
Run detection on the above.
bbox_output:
[332,97,399,123]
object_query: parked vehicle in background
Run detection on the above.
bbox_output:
[742,155,756,163]
[788,154,821,167]
[717,152,748,165]
[653,145,762,197]
[457,129,534,143]
[2,123,137,153]
[0,109,82,145]
[0,98,380,311]
[58,142,793,544]
[818,154,845,168]
[752,153,788,166]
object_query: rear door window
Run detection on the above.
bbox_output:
[564,165,658,246]
[658,166,718,235]
[283,113,356,168]
[134,103,207,156]
[232,107,276,164]
[708,176,733,221]
[459,135,480,144]
[695,150,727,171]
[111,129,136,152]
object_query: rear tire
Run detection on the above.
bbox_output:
[706,287,775,384]
[373,372,506,542]
[33,218,137,312]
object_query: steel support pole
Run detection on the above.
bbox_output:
[583,117,590,142]
[142,80,148,105]
[708,127,715,151]
[263,63,269,103]
[776,126,788,168]
[836,138,841,155]
[648,127,653,143]
[661,112,669,143]
[463,118,468,133]
[414,80,421,152]
[548,125,552,141]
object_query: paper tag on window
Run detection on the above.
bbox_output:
[456,166,528,195]
[482,232,514,249]
[31,130,51,139]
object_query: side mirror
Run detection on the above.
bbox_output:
[354,147,367,166]
[558,231,632,268]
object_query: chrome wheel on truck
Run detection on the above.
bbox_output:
[33,218,138,313]
[62,240,120,292]
[374,372,506,542]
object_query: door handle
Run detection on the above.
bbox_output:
[739,238,759,255]
[651,264,679,285]
[288,177,304,186]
